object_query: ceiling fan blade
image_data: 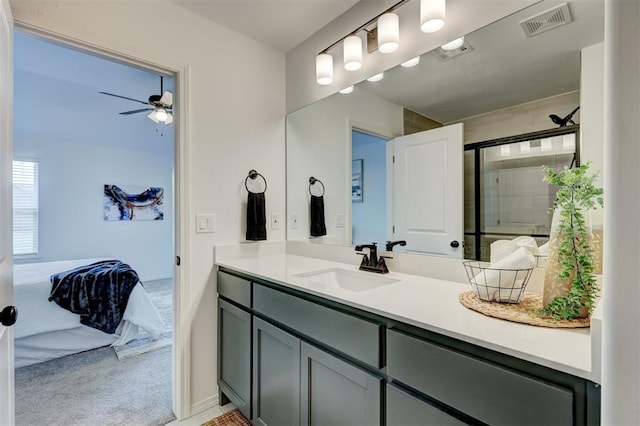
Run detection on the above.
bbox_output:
[99,91,149,105]
[120,108,154,115]
[159,91,173,107]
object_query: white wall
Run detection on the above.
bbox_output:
[10,0,286,415]
[580,42,605,228]
[286,87,402,245]
[352,131,387,246]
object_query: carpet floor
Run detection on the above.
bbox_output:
[15,345,175,426]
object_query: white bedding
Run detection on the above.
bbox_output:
[13,258,165,354]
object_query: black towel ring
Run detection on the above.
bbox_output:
[245,169,267,194]
[309,177,325,196]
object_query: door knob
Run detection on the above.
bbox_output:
[450,240,460,248]
[0,306,17,327]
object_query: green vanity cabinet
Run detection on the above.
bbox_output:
[301,341,382,426]
[217,298,251,419]
[253,317,301,426]
[216,267,600,426]
[386,383,469,426]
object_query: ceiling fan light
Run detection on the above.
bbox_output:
[401,56,421,67]
[316,53,334,85]
[367,72,384,82]
[155,108,168,122]
[441,36,464,51]
[339,86,354,94]
[147,111,160,123]
[165,113,173,125]
[421,0,446,33]
[377,13,399,53]
[159,91,173,106]
[343,35,363,71]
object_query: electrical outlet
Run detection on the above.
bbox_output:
[291,213,299,229]
[271,213,280,230]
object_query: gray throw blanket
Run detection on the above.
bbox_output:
[49,260,140,334]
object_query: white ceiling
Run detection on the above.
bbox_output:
[169,0,361,52]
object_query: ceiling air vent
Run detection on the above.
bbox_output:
[430,40,475,62]
[520,3,572,38]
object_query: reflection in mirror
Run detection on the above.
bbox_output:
[286,0,604,259]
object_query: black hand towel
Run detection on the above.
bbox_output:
[310,195,327,237]
[246,192,267,241]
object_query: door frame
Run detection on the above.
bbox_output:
[13,22,193,419]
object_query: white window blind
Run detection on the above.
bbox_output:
[12,160,39,256]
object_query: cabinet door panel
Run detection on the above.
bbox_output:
[253,317,301,426]
[387,384,468,426]
[301,342,381,426]
[218,299,251,418]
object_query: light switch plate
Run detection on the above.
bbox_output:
[196,214,216,233]
[336,213,345,228]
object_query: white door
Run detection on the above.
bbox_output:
[392,123,463,258]
[0,0,14,424]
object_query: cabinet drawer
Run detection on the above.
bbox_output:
[254,284,382,368]
[387,384,468,426]
[387,329,574,426]
[218,270,252,308]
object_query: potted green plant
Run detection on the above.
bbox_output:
[540,162,603,320]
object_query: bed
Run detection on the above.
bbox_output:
[13,258,166,368]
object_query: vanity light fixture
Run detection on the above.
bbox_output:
[316,53,334,85]
[339,86,354,94]
[343,35,363,71]
[377,12,400,53]
[520,141,531,154]
[367,72,384,82]
[500,145,511,157]
[401,56,421,67]
[315,0,412,85]
[421,0,446,33]
[441,36,464,51]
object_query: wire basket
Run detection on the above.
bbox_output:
[463,261,534,304]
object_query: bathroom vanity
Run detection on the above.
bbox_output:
[215,243,601,425]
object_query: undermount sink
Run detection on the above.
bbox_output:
[294,268,400,292]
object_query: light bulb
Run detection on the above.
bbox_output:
[155,108,168,122]
[343,35,363,71]
[500,145,511,157]
[421,0,445,33]
[367,73,384,82]
[520,141,531,154]
[316,53,333,85]
[377,13,399,53]
[339,86,354,94]
[441,36,464,51]
[401,57,420,68]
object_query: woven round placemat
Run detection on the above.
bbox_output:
[459,291,590,328]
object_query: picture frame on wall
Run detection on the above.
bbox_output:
[352,159,363,203]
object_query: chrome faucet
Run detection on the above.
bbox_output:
[355,242,391,274]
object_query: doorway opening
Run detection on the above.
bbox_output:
[351,129,390,247]
[12,28,178,424]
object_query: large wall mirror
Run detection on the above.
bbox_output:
[286,0,604,259]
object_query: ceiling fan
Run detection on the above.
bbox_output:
[99,76,173,124]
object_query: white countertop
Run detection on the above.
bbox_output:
[215,245,599,382]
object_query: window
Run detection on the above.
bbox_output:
[13,160,39,256]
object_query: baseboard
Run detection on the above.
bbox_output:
[191,394,219,417]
